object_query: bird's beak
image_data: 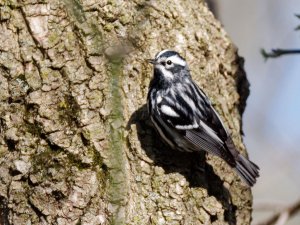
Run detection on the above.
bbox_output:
[147,59,156,64]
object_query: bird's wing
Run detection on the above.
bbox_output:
[156,86,234,163]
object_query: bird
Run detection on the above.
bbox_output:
[147,49,259,186]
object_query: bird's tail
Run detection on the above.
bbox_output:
[225,137,260,187]
[234,154,260,187]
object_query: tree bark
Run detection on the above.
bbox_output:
[0,0,251,224]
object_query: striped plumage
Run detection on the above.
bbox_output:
[147,50,259,186]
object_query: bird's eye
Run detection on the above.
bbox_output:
[167,60,172,65]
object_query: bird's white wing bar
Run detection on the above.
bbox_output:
[160,105,180,117]
[175,123,199,130]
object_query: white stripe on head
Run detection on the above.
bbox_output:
[155,49,172,59]
[167,55,186,67]
[160,105,180,117]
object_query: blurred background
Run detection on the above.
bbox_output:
[213,0,300,224]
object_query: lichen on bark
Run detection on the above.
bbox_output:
[0,0,252,224]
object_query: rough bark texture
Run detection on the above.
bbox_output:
[0,0,251,224]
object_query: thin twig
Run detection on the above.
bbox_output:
[256,199,300,225]
[261,48,300,59]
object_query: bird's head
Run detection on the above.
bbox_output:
[148,49,188,80]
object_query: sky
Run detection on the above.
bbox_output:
[218,1,300,224]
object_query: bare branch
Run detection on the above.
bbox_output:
[261,48,300,60]
[256,199,300,225]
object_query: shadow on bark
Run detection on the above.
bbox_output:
[0,196,9,225]
[127,104,237,225]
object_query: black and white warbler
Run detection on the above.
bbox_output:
[147,49,259,186]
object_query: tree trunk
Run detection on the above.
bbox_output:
[0,0,251,224]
